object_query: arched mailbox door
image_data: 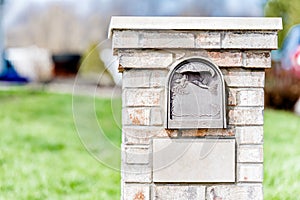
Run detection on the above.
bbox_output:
[167,57,226,129]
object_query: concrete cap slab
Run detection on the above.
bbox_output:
[108,16,282,38]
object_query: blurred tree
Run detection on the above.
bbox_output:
[79,43,114,86]
[265,0,300,47]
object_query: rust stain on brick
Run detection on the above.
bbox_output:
[133,191,145,200]
[130,114,141,125]
[165,129,178,137]
[118,64,124,72]
[181,128,235,137]
[153,97,159,105]
[129,109,145,125]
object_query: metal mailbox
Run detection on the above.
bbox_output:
[166,57,226,129]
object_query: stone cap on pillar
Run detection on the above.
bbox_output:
[109,16,282,51]
[109,16,282,37]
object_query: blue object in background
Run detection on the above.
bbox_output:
[281,24,300,70]
[0,56,28,83]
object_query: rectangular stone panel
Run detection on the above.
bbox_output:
[153,138,235,183]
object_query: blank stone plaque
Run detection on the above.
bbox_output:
[166,57,226,129]
[153,138,235,183]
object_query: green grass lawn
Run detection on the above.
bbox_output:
[0,89,299,199]
[264,109,300,200]
[0,89,121,200]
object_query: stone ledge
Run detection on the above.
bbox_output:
[109,16,282,38]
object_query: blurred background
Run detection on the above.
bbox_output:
[0,0,300,199]
[1,0,300,112]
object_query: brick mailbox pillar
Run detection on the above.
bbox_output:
[109,17,282,200]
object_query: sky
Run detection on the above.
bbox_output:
[3,0,267,29]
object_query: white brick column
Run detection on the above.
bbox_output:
[109,17,282,200]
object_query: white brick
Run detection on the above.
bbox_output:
[195,31,221,48]
[125,146,150,164]
[142,31,194,48]
[113,30,140,48]
[206,184,263,200]
[150,70,168,87]
[119,50,173,69]
[228,107,264,125]
[122,69,168,88]
[154,185,206,200]
[122,108,150,125]
[222,31,278,49]
[172,50,243,67]
[122,70,151,88]
[244,51,271,68]
[150,108,164,126]
[114,30,195,49]
[222,69,265,88]
[123,126,178,145]
[122,163,152,183]
[123,88,163,107]
[235,126,264,144]
[228,88,264,106]
[237,145,263,163]
[123,184,150,200]
[237,164,263,182]
[207,51,243,67]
